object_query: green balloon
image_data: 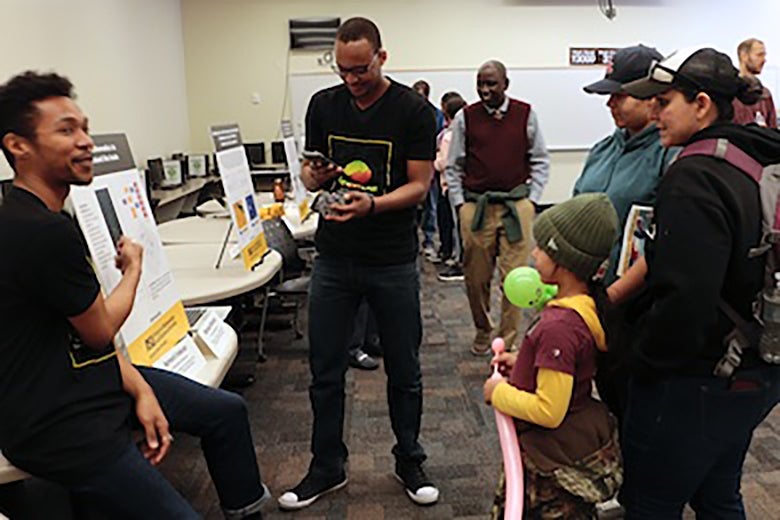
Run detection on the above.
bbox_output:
[504,267,543,308]
[504,266,559,309]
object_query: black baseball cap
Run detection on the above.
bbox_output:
[583,44,664,95]
[622,47,741,100]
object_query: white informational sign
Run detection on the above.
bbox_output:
[155,335,206,379]
[211,125,269,270]
[71,168,204,373]
[283,136,312,221]
[192,308,233,358]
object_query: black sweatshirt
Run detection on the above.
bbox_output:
[628,124,780,380]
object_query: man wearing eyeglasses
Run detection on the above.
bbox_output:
[445,61,550,356]
[279,17,439,511]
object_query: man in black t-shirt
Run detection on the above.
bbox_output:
[277,17,439,510]
[0,72,269,519]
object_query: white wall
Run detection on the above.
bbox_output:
[180,0,780,202]
[6,1,776,199]
[0,0,191,179]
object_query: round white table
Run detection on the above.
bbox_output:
[159,216,237,245]
[158,211,317,245]
[165,243,282,306]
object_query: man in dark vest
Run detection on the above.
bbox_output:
[445,60,550,355]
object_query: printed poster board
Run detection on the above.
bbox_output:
[70,134,206,378]
[210,124,269,270]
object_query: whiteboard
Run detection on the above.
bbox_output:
[290,67,617,151]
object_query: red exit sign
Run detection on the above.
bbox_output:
[569,47,619,66]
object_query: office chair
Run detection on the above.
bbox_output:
[262,217,311,338]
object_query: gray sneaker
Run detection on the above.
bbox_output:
[422,245,440,263]
[349,348,380,370]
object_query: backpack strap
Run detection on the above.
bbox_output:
[678,138,771,376]
[677,138,764,182]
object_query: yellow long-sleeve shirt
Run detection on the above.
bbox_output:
[491,295,606,428]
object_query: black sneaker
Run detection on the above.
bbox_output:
[277,470,347,510]
[349,348,380,370]
[395,461,439,506]
[362,337,383,358]
[437,265,464,282]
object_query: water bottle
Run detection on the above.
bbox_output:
[758,283,780,364]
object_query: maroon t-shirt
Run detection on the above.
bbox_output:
[732,88,777,128]
[508,306,598,415]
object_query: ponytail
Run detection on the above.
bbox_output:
[587,279,612,338]
[679,75,764,124]
[736,75,764,106]
[587,278,625,357]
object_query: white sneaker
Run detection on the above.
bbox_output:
[278,471,347,511]
[395,461,439,506]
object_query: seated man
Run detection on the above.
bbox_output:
[0,71,270,519]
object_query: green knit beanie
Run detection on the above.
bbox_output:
[533,193,619,281]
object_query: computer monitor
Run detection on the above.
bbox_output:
[244,142,266,169]
[171,153,189,180]
[161,159,183,189]
[271,141,288,165]
[188,154,209,177]
[147,157,164,188]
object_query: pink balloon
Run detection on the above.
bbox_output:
[490,337,524,519]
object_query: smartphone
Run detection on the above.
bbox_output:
[301,150,339,168]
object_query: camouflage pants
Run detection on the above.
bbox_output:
[489,470,596,519]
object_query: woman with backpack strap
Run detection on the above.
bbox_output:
[615,47,780,518]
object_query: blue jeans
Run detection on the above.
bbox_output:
[68,367,266,519]
[620,366,780,519]
[421,180,439,248]
[349,299,379,352]
[308,256,425,474]
[447,189,463,263]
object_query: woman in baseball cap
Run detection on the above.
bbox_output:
[622,47,763,144]
[617,47,780,518]
[577,45,673,280]
[576,45,676,427]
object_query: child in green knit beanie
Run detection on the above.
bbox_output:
[484,193,623,518]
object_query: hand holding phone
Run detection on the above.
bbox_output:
[301,150,339,168]
[301,150,342,188]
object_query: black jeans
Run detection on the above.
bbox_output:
[436,174,455,260]
[620,365,780,519]
[307,256,426,474]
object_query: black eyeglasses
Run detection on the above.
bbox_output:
[331,53,379,77]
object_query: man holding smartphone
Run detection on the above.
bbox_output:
[279,16,439,511]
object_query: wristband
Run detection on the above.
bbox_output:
[368,194,376,215]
